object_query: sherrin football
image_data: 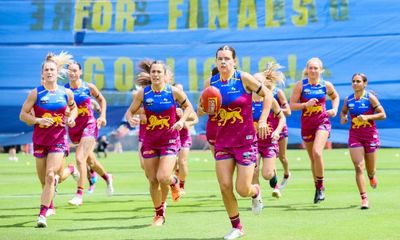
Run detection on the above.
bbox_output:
[200,86,222,115]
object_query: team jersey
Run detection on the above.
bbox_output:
[300,78,329,130]
[65,81,95,119]
[65,81,97,140]
[211,70,255,147]
[346,91,378,137]
[142,84,178,147]
[33,85,68,146]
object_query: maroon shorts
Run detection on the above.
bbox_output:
[349,134,380,153]
[69,120,98,144]
[258,142,279,159]
[33,143,68,158]
[141,143,179,159]
[214,141,258,166]
[301,121,331,142]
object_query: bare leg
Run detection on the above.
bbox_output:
[278,137,290,175]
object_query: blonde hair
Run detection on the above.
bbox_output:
[302,57,324,79]
[42,51,73,79]
[263,62,285,87]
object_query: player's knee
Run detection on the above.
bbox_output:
[219,180,233,194]
[312,149,323,160]
[45,171,55,185]
[75,157,86,165]
[236,184,251,197]
[262,170,274,180]
[156,174,170,185]
[354,162,365,173]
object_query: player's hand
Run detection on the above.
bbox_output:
[37,117,54,127]
[340,114,348,124]
[172,120,184,131]
[326,108,337,117]
[197,101,207,116]
[257,120,269,139]
[271,130,280,142]
[139,114,147,124]
[305,98,319,108]
[128,116,140,127]
[97,117,107,129]
[66,117,76,128]
[357,114,368,121]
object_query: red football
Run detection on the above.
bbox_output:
[200,86,222,115]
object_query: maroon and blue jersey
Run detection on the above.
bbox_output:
[347,91,378,139]
[65,81,95,119]
[65,81,97,143]
[300,79,330,130]
[33,85,68,146]
[211,70,255,148]
[142,84,178,147]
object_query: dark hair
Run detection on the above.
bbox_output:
[68,61,82,70]
[211,67,219,76]
[352,73,367,82]
[138,59,153,74]
[215,45,236,59]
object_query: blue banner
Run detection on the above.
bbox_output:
[0,0,399,146]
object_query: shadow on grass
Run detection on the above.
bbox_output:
[58,224,149,232]
[55,215,149,222]
[0,207,36,211]
[0,221,33,228]
[280,203,359,211]
[157,238,221,240]
[0,214,37,219]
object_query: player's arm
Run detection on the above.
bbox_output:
[340,97,349,124]
[172,86,194,131]
[359,94,386,121]
[20,88,40,126]
[242,71,272,140]
[289,81,305,110]
[277,89,291,116]
[198,77,211,117]
[89,83,107,127]
[326,81,339,117]
[271,99,286,142]
[125,89,144,127]
[65,89,77,127]
[185,111,199,128]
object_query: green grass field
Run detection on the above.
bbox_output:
[0,149,399,240]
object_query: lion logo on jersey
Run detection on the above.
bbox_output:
[39,113,64,128]
[303,105,323,116]
[217,107,243,126]
[146,115,170,130]
[351,117,372,129]
[78,106,90,116]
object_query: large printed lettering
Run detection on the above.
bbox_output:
[80,55,332,93]
[83,58,105,90]
[208,0,228,29]
[74,0,144,32]
[114,58,134,91]
[292,0,317,27]
[31,0,349,32]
